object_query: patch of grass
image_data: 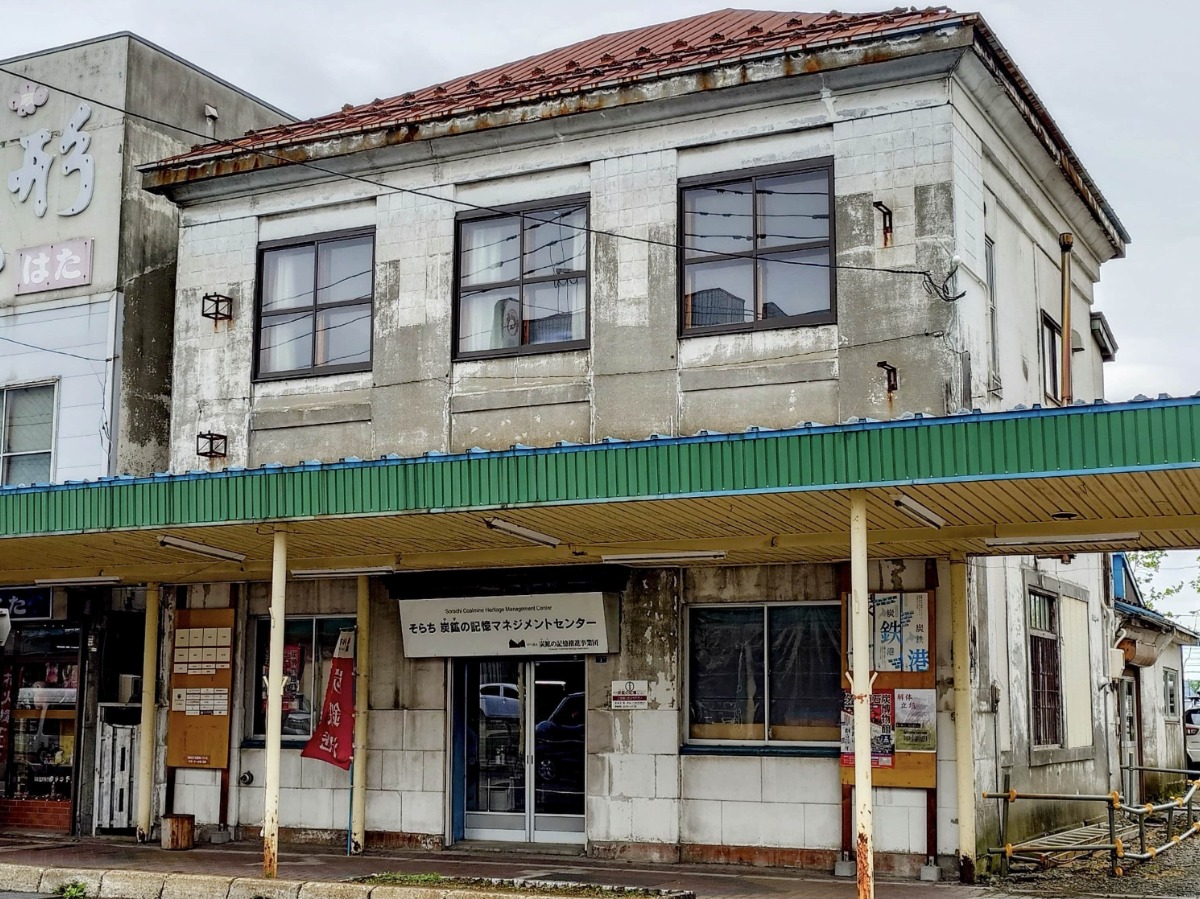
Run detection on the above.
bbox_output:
[356,872,446,885]
[55,882,88,899]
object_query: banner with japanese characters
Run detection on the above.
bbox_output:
[839,689,895,768]
[301,629,355,770]
[398,593,610,657]
[847,592,931,673]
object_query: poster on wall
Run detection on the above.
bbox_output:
[398,593,610,657]
[893,688,937,752]
[839,689,895,768]
[870,592,930,672]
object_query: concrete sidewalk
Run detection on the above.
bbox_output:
[0,837,995,899]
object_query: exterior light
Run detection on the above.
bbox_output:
[290,566,395,580]
[159,534,246,563]
[196,431,228,458]
[483,517,561,548]
[201,292,233,321]
[892,494,946,529]
[600,550,726,564]
[984,532,1140,548]
[34,576,121,586]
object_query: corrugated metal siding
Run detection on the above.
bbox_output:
[1061,595,1094,749]
[1,399,1199,538]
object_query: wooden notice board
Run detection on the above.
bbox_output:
[840,591,937,789]
[166,608,235,769]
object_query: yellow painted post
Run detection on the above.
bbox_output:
[351,574,370,853]
[135,583,160,842]
[951,556,976,881]
[850,492,874,899]
[262,529,287,878]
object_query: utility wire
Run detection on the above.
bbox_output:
[0,64,964,296]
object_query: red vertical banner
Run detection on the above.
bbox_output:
[302,629,355,769]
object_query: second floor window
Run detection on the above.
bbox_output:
[455,201,588,358]
[1042,314,1062,404]
[256,231,374,379]
[2,384,54,487]
[680,162,834,334]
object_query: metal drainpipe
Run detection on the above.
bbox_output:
[951,556,976,882]
[135,583,160,842]
[849,492,874,899]
[1059,233,1074,404]
[350,574,370,854]
[262,529,287,878]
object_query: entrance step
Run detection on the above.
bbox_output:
[449,840,585,857]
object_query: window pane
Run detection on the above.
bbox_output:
[524,206,586,277]
[523,279,585,345]
[689,607,764,741]
[1030,633,1062,745]
[315,303,372,367]
[759,249,831,319]
[317,237,373,305]
[3,452,51,486]
[683,181,753,258]
[683,257,754,328]
[258,311,313,375]
[459,287,521,354]
[461,217,520,287]
[768,605,842,742]
[262,246,315,312]
[756,170,830,250]
[254,618,317,737]
[4,385,54,453]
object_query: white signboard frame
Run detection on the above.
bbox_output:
[399,592,611,657]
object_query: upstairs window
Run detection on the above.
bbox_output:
[1042,314,1062,404]
[255,230,374,379]
[455,200,588,358]
[1,384,54,487]
[680,162,834,334]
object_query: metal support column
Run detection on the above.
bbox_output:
[950,556,976,881]
[350,574,370,854]
[135,582,160,842]
[262,529,287,878]
[849,492,874,899]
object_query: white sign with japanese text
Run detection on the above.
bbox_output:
[399,592,610,657]
[611,680,650,710]
[15,238,93,295]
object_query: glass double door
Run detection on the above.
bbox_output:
[460,657,585,843]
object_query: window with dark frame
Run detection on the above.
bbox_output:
[1,383,54,487]
[680,163,833,334]
[455,201,588,358]
[985,237,1001,393]
[1028,590,1063,747]
[250,615,354,739]
[256,231,374,379]
[1042,314,1062,404]
[687,602,842,745]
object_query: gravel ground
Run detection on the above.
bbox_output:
[989,821,1200,898]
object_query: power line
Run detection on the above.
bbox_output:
[0,64,963,296]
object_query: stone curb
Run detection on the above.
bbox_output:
[0,864,695,899]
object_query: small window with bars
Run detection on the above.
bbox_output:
[1028,590,1062,747]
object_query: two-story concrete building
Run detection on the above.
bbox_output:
[0,34,288,834]
[131,7,1132,878]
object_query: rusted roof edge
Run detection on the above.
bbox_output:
[968,15,1129,252]
[140,16,974,186]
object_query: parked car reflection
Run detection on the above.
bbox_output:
[534,691,584,813]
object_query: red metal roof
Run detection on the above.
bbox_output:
[154,7,966,165]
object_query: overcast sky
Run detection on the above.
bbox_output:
[4,2,1199,635]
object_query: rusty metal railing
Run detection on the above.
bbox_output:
[982,772,1199,877]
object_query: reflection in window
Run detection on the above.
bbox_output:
[256,233,374,378]
[682,166,833,332]
[252,616,354,738]
[457,204,588,356]
[2,635,81,800]
[688,603,841,744]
